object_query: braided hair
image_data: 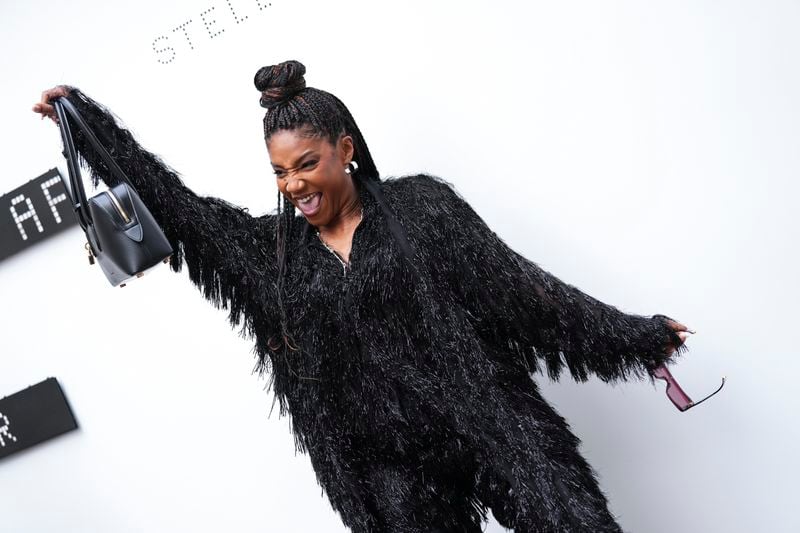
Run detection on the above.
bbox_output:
[255,60,414,364]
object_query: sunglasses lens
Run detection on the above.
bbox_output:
[665,381,693,411]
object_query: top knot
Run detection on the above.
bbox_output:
[254,60,307,109]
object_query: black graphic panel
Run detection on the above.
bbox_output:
[0,168,78,262]
[0,378,79,460]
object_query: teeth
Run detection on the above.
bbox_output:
[298,193,317,204]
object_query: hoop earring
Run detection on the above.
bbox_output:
[345,160,359,174]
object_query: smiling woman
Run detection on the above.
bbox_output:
[34,59,690,532]
[269,129,363,270]
[269,130,358,234]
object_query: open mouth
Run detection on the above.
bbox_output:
[296,192,322,216]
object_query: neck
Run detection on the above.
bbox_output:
[319,183,362,238]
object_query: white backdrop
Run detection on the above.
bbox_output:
[1,1,797,532]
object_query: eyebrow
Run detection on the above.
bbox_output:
[271,149,317,170]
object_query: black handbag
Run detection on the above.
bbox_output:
[53,96,173,287]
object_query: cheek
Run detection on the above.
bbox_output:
[317,162,345,190]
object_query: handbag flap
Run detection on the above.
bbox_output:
[124,222,143,242]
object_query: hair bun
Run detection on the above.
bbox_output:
[254,60,307,109]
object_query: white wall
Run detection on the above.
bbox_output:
[2,1,797,531]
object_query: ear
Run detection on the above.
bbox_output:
[337,134,355,166]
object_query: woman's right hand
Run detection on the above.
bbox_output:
[32,85,71,124]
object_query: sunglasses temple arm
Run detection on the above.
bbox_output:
[687,377,727,409]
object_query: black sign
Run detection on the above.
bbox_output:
[0,168,78,262]
[0,378,78,460]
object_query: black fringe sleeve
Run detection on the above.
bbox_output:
[411,175,688,384]
[62,87,277,334]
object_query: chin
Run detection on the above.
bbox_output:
[303,210,326,226]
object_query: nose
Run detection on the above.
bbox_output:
[284,175,306,196]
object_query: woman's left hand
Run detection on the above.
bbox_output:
[663,318,694,355]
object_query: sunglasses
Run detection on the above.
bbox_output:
[650,364,725,412]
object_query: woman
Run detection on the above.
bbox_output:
[34,60,690,532]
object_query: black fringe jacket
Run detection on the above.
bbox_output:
[63,87,686,522]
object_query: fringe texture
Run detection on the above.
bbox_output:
[64,88,687,532]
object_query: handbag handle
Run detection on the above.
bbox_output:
[53,98,91,230]
[52,96,135,231]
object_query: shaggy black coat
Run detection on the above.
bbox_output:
[63,88,686,533]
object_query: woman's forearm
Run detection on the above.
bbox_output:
[412,173,687,384]
[62,87,277,314]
